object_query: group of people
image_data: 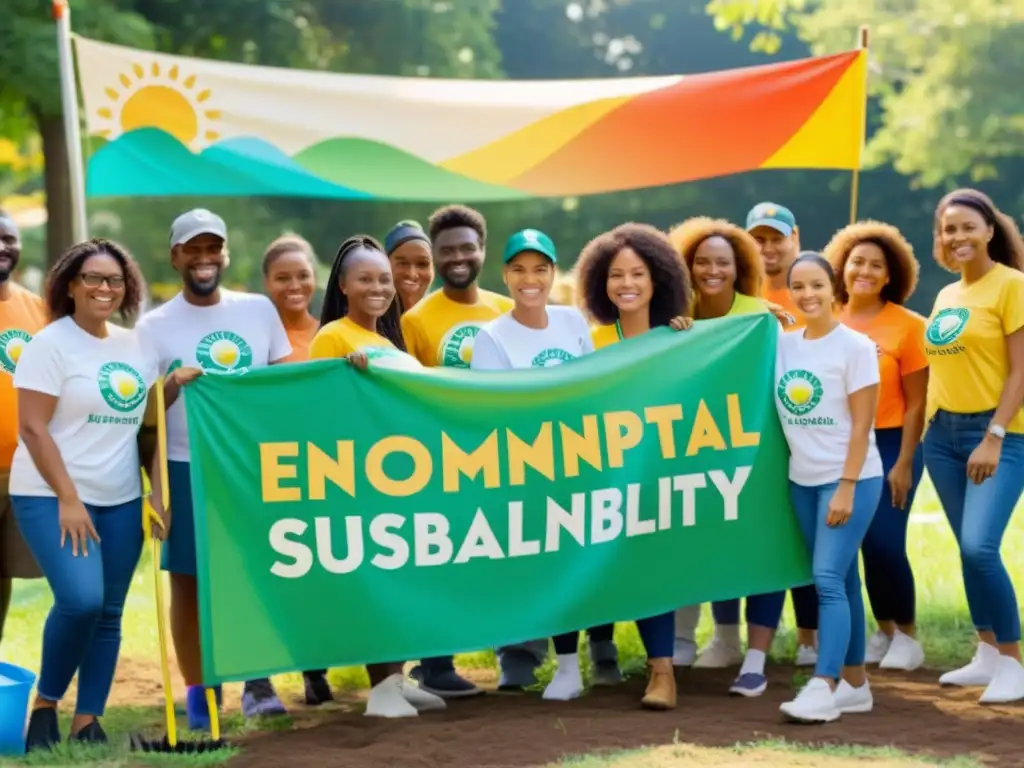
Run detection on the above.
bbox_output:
[0,184,1022,751]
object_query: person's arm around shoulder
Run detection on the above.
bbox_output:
[967,275,1024,484]
[469,325,509,371]
[828,330,881,527]
[889,310,929,508]
[14,328,99,555]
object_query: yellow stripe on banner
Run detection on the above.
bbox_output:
[440,94,636,184]
[760,50,867,171]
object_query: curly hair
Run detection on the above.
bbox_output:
[576,223,691,327]
[823,220,919,305]
[262,233,316,276]
[45,238,145,323]
[428,204,486,245]
[320,235,406,352]
[933,188,1024,273]
[667,217,763,306]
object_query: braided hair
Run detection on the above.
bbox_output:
[320,235,407,352]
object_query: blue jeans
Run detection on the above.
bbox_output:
[636,611,674,659]
[863,428,923,625]
[924,410,1024,643]
[11,495,143,715]
[789,477,882,680]
[710,591,786,629]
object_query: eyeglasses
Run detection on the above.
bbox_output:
[79,272,125,289]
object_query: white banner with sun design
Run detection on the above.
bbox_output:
[74,34,867,201]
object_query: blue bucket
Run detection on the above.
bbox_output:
[0,662,35,756]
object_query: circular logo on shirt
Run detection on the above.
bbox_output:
[926,308,970,346]
[98,361,147,412]
[777,369,823,416]
[532,348,576,367]
[0,329,31,374]
[196,331,253,373]
[438,323,482,368]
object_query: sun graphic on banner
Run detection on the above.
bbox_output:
[93,62,223,149]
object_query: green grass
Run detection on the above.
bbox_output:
[2,474,1020,766]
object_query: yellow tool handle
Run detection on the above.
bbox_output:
[152,536,177,747]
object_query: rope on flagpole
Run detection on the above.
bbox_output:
[849,25,870,225]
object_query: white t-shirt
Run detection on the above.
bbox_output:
[774,323,884,486]
[10,317,159,505]
[136,290,291,462]
[470,306,593,370]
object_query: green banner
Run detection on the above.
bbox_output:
[185,313,810,684]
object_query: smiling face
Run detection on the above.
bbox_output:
[504,251,554,309]
[390,240,434,308]
[788,259,834,321]
[433,227,483,290]
[265,250,316,315]
[70,253,125,324]
[691,235,737,299]
[172,233,226,298]
[0,219,20,283]
[606,247,654,315]
[843,241,889,302]
[940,204,993,269]
[751,226,798,278]
[341,247,396,321]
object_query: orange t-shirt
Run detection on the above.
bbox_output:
[281,315,319,363]
[0,286,48,469]
[840,302,928,429]
[763,285,804,331]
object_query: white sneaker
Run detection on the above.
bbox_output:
[543,654,584,701]
[365,674,419,718]
[939,643,999,687]
[879,630,925,671]
[673,638,697,667]
[795,644,818,667]
[864,630,892,664]
[693,637,743,669]
[979,655,1024,704]
[779,678,840,723]
[834,679,873,713]
[401,679,446,711]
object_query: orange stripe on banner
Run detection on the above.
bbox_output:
[507,51,862,197]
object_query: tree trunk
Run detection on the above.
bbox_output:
[36,112,75,268]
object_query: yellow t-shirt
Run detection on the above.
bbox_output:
[309,316,396,359]
[925,263,1024,433]
[591,324,620,350]
[400,289,513,368]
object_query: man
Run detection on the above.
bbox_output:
[471,229,622,697]
[137,209,294,728]
[747,202,802,326]
[0,213,46,646]
[401,204,512,698]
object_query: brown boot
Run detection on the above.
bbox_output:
[641,657,677,710]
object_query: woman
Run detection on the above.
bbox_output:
[576,222,692,710]
[923,189,1024,704]
[668,216,793,697]
[310,235,443,717]
[384,220,434,311]
[10,239,159,750]
[263,234,320,363]
[775,252,883,723]
[261,233,335,705]
[824,221,928,671]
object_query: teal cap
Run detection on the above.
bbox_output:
[503,229,557,264]
[746,202,796,236]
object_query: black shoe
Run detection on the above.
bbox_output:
[72,720,107,744]
[25,707,61,752]
[303,670,334,706]
[241,678,288,719]
[408,665,424,683]
[420,669,483,699]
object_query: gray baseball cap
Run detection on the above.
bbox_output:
[170,208,228,247]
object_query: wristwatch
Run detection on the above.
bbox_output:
[988,424,1007,440]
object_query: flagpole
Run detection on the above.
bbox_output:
[53,0,88,243]
[849,25,869,225]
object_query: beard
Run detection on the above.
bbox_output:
[0,252,18,283]
[440,261,480,290]
[185,268,221,297]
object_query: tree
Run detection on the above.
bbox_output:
[705,0,1024,188]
